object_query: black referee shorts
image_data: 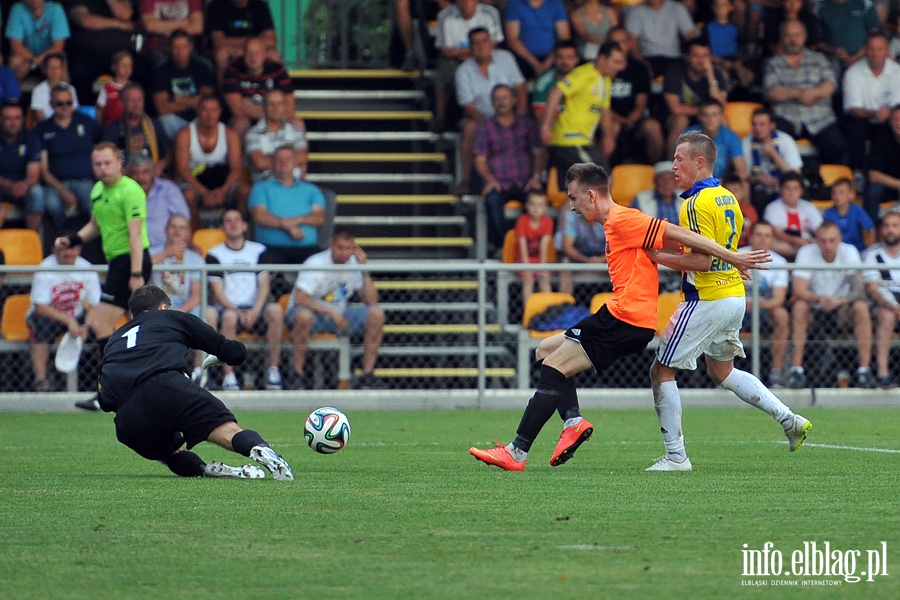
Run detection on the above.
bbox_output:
[113,371,237,461]
[102,249,153,310]
[564,305,656,373]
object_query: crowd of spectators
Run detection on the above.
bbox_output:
[3,0,900,391]
[0,0,394,391]
[424,0,900,388]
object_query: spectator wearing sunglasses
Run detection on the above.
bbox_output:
[34,84,100,230]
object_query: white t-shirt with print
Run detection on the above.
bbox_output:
[150,247,205,310]
[28,255,101,318]
[763,198,824,239]
[290,249,363,314]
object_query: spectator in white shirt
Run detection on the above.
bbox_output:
[26,237,101,392]
[842,31,900,172]
[862,210,900,388]
[789,221,874,388]
[285,227,386,390]
[762,171,823,260]
[205,208,284,391]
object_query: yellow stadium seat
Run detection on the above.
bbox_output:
[546,166,569,208]
[501,229,557,264]
[589,292,614,313]
[0,229,43,265]
[1,294,31,342]
[656,292,683,336]
[723,101,763,138]
[191,228,226,258]
[819,164,853,187]
[522,292,575,336]
[610,164,655,207]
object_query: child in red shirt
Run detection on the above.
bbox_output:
[96,51,133,127]
[515,192,555,300]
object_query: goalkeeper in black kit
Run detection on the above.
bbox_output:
[98,285,294,480]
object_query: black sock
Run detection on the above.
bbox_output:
[556,375,580,422]
[164,450,206,477]
[232,430,267,457]
[513,364,567,452]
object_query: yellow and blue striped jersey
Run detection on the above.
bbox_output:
[679,178,745,301]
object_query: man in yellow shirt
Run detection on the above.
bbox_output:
[540,40,626,189]
[646,131,812,471]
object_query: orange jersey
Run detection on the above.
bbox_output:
[603,203,668,329]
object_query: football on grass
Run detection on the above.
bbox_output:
[305,407,351,454]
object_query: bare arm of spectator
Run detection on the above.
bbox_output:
[514,82,528,116]
[142,7,203,38]
[461,101,487,123]
[9,38,66,67]
[174,127,210,200]
[178,279,202,313]
[664,92,699,118]
[354,245,379,306]
[539,86,563,145]
[69,1,134,30]
[211,128,246,204]
[473,155,501,195]
[869,169,900,192]
[732,156,749,182]
[251,203,324,240]
[209,277,236,310]
[503,20,541,75]
[209,31,240,55]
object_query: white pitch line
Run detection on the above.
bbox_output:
[557,545,635,552]
[798,442,900,454]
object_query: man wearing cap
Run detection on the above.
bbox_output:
[26,235,102,392]
[631,161,683,224]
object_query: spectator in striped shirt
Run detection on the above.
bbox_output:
[223,37,296,135]
[473,83,545,256]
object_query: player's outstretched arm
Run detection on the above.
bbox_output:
[646,248,712,272]
[178,311,248,365]
[662,224,771,279]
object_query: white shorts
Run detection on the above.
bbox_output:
[656,296,746,371]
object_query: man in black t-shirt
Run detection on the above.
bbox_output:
[866,107,900,220]
[605,26,664,165]
[662,39,728,157]
[151,29,217,140]
[205,0,278,82]
[98,285,294,480]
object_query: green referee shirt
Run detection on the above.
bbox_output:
[90,175,150,261]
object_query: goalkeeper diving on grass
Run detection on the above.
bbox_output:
[470,162,772,471]
[96,284,294,480]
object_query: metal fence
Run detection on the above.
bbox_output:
[0,262,896,397]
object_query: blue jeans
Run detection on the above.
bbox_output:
[158,114,189,141]
[1,184,44,215]
[44,179,94,228]
[484,186,526,251]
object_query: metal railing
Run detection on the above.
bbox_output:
[1,262,896,402]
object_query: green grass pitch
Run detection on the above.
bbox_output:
[1,407,898,599]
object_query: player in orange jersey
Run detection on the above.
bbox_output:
[469,162,770,471]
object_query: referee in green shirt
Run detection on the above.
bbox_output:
[54,142,152,410]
